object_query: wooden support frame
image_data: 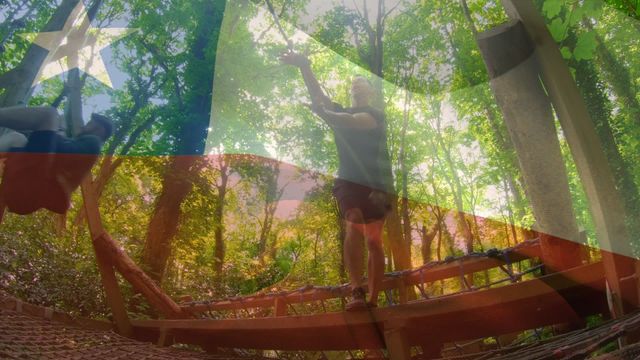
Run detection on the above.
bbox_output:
[384,321,411,360]
[80,179,133,336]
[92,230,185,319]
[274,297,287,317]
[81,176,185,324]
[502,0,639,317]
[130,262,608,351]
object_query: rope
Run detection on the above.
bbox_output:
[384,289,395,306]
[498,250,519,283]
[264,0,294,51]
[459,259,472,291]
[416,268,429,299]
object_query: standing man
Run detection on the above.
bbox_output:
[280,52,391,310]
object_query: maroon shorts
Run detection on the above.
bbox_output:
[332,179,390,223]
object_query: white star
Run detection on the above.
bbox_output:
[20,1,136,88]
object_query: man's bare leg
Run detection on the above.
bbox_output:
[365,219,385,305]
[0,106,59,132]
[344,209,366,302]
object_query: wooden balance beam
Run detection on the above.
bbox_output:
[131,262,607,352]
[179,240,542,315]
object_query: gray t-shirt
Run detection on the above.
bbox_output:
[331,103,390,190]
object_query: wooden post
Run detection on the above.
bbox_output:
[81,179,133,336]
[420,340,443,360]
[156,327,174,347]
[476,20,584,271]
[398,277,408,305]
[274,297,287,317]
[503,0,638,316]
[384,321,411,360]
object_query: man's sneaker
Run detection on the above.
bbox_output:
[345,287,367,311]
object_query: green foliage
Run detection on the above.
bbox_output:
[0,214,108,317]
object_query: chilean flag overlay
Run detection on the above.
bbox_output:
[1,0,640,345]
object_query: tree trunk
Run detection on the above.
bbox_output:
[421,223,438,264]
[573,35,640,241]
[433,113,475,256]
[485,104,528,224]
[449,9,531,244]
[213,158,229,276]
[258,160,283,263]
[433,207,445,262]
[590,27,640,129]
[141,0,224,283]
[477,21,583,271]
[142,156,199,282]
[583,26,640,238]
[399,89,413,266]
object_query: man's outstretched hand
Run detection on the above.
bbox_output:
[279,51,310,67]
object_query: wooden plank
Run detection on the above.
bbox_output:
[93,231,185,319]
[274,297,287,317]
[503,0,638,316]
[397,277,408,305]
[0,295,113,331]
[132,262,607,351]
[77,155,183,318]
[384,322,411,360]
[181,242,541,314]
[81,179,133,337]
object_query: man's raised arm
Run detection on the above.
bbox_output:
[279,52,334,110]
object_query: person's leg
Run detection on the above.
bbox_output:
[344,208,366,292]
[365,219,385,305]
[0,106,59,132]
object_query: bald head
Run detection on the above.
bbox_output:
[350,76,374,107]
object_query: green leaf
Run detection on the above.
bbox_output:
[573,31,598,60]
[543,0,563,18]
[582,0,604,18]
[560,46,573,59]
[568,6,585,26]
[548,18,568,42]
